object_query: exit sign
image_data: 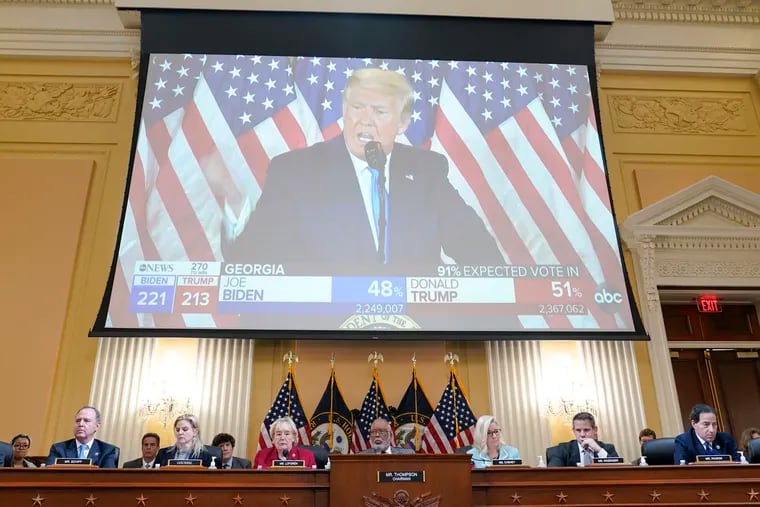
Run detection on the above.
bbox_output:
[697,294,721,313]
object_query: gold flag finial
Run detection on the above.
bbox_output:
[283,351,299,366]
[368,351,384,367]
[444,352,459,367]
[330,352,335,369]
[412,353,417,368]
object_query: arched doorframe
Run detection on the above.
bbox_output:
[621,176,760,436]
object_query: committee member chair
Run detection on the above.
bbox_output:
[297,445,329,469]
[641,437,676,465]
[747,437,760,463]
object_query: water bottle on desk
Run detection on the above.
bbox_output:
[208,456,217,470]
[639,456,649,466]
[536,456,547,468]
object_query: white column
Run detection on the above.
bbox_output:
[486,340,552,465]
[578,340,647,461]
[89,337,157,463]
[195,338,254,457]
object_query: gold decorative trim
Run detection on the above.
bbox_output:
[608,94,748,134]
[0,81,120,121]
[612,0,760,24]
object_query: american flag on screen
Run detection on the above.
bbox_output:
[350,370,395,453]
[109,53,626,330]
[257,369,312,451]
[420,370,477,454]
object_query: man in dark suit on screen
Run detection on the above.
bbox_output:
[547,412,618,467]
[674,403,739,464]
[223,67,502,273]
[212,432,252,469]
[45,406,120,468]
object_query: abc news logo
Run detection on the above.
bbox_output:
[594,286,623,313]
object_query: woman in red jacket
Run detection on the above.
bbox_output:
[253,416,316,469]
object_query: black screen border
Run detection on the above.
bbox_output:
[91,8,647,341]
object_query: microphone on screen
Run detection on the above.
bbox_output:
[364,141,387,170]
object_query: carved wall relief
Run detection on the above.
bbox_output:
[0,82,120,121]
[608,95,748,134]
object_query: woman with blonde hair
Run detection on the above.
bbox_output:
[467,415,520,468]
[155,414,221,467]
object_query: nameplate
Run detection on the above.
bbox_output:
[378,471,425,483]
[272,459,305,467]
[696,454,731,462]
[593,457,624,464]
[167,459,202,467]
[492,459,523,466]
[53,458,92,466]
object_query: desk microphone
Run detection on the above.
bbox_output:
[364,141,387,263]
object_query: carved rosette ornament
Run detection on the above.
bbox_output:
[0,82,120,121]
[363,490,440,507]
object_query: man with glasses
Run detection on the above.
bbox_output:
[546,412,618,467]
[360,418,415,454]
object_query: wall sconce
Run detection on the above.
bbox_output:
[138,396,193,428]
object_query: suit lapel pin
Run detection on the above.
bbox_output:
[405,174,414,181]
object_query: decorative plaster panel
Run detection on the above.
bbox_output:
[657,258,760,278]
[608,94,748,134]
[0,81,120,121]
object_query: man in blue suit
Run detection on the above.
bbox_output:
[46,406,120,468]
[0,441,12,467]
[223,67,503,274]
[674,403,739,464]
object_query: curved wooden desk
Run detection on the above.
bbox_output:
[2,461,760,506]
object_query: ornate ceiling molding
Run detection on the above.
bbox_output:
[0,0,758,75]
[611,0,760,24]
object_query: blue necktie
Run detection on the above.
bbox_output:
[704,442,714,455]
[78,445,87,459]
[368,166,389,263]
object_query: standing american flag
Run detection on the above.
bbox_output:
[257,369,312,451]
[350,369,395,453]
[108,53,630,331]
[420,370,477,454]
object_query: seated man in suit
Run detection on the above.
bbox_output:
[360,418,415,455]
[547,412,618,467]
[0,441,12,467]
[45,405,120,468]
[122,432,160,469]
[630,427,657,464]
[212,432,252,469]
[674,403,739,463]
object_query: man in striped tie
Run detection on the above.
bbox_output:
[674,403,740,464]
